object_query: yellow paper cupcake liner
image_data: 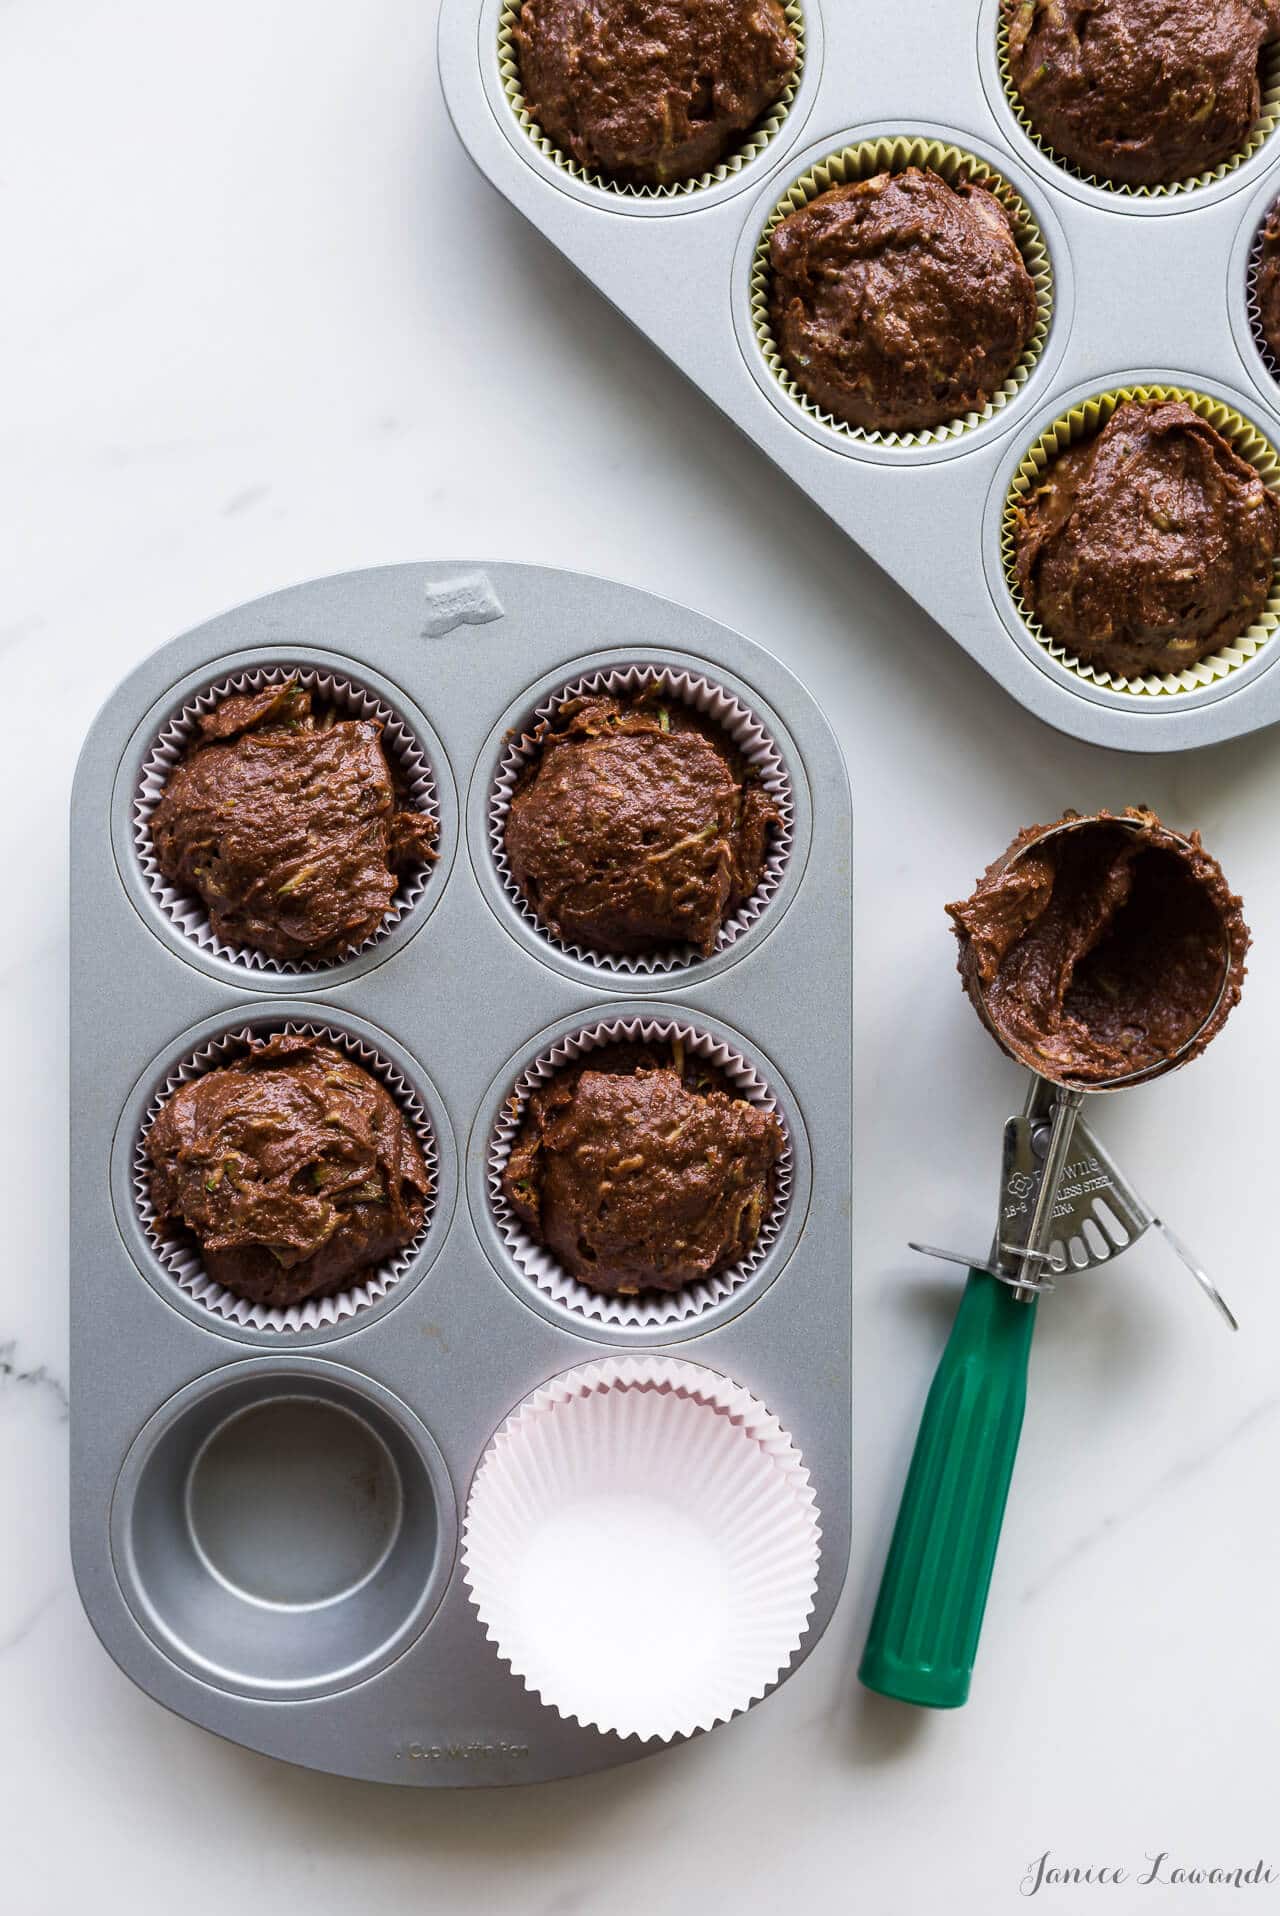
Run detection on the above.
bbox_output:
[498,0,805,199]
[750,137,1054,450]
[996,6,1280,198]
[1003,385,1280,697]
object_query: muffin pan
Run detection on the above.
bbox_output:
[439,0,1280,751]
[70,561,851,1785]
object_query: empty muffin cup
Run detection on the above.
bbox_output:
[1002,383,1280,696]
[995,2,1280,198]
[114,1362,454,1699]
[462,1355,822,1742]
[751,135,1053,449]
[134,1019,439,1333]
[487,1014,795,1332]
[134,663,439,975]
[498,0,806,200]
[489,662,794,975]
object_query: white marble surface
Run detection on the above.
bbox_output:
[4,2,1280,1910]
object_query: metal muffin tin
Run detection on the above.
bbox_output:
[70,561,852,1786]
[439,0,1280,752]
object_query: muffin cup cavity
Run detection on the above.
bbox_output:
[489,662,794,976]
[462,1354,821,1742]
[750,135,1054,450]
[112,1362,455,1700]
[487,1015,794,1331]
[1002,384,1280,696]
[995,7,1280,199]
[133,1020,439,1334]
[498,0,805,200]
[133,664,440,976]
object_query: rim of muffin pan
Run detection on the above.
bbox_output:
[110,1358,458,1701]
[480,0,824,216]
[466,1004,812,1346]
[111,647,459,994]
[982,370,1280,707]
[731,121,1075,467]
[111,1003,458,1344]
[467,647,812,991]
[978,0,1280,216]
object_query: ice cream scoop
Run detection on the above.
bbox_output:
[860,808,1249,1710]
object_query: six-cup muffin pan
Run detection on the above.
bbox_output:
[70,561,852,1786]
[439,0,1280,752]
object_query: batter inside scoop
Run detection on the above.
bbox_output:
[947,810,1249,1084]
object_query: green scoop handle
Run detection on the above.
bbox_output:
[858,1269,1037,1709]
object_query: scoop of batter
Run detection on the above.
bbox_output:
[503,1044,784,1294]
[1002,0,1280,186]
[1012,399,1280,678]
[768,167,1038,434]
[514,0,797,186]
[146,1034,432,1309]
[150,680,437,963]
[947,809,1249,1085]
[504,691,778,957]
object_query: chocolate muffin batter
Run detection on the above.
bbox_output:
[146,1034,431,1310]
[1256,201,1280,364]
[1012,399,1280,678]
[504,690,779,957]
[503,1042,784,1294]
[768,167,1039,434]
[1002,0,1280,187]
[514,0,797,187]
[948,810,1249,1086]
[150,680,437,963]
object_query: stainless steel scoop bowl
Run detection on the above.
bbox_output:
[968,810,1235,1095]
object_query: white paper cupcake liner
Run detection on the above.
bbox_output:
[462,1355,822,1743]
[1248,201,1280,383]
[488,1015,793,1330]
[134,664,439,974]
[489,664,794,974]
[134,1020,439,1333]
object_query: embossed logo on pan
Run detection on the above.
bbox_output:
[421,572,506,637]
[395,1740,531,1761]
